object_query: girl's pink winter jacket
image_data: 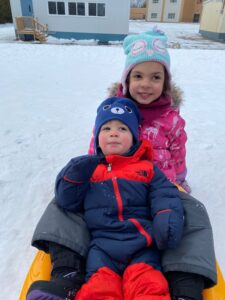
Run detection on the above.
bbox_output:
[88,84,187,184]
[138,97,187,183]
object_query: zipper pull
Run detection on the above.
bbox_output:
[107,163,112,172]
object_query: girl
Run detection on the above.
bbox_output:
[27,30,217,300]
[89,29,190,193]
[86,29,215,300]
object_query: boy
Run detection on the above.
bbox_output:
[27,97,184,299]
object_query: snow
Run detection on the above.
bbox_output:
[0,21,225,299]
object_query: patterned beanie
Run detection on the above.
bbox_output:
[94,97,140,151]
[121,27,170,94]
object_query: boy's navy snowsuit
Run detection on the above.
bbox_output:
[54,140,183,298]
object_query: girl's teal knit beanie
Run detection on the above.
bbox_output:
[121,27,171,94]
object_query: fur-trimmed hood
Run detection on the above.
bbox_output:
[107,82,184,108]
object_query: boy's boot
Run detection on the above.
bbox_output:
[172,298,198,300]
[26,243,85,300]
[166,271,204,300]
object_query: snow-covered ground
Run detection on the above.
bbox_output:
[0,21,225,299]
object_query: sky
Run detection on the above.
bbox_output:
[0,21,225,299]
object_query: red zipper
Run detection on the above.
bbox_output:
[112,177,124,221]
[112,177,152,246]
[129,218,152,247]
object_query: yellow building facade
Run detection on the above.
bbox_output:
[199,0,225,41]
[145,0,202,23]
[181,0,202,22]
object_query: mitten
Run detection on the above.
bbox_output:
[63,155,104,183]
[153,209,184,250]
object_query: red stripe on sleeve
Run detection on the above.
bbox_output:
[63,176,83,184]
[156,209,171,215]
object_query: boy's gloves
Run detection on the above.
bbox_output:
[63,155,104,183]
[153,209,184,250]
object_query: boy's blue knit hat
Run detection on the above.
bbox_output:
[94,97,140,151]
[121,27,170,94]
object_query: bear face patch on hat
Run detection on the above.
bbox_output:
[94,97,140,151]
[121,27,170,94]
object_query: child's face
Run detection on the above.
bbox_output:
[128,61,165,105]
[98,120,133,156]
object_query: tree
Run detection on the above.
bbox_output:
[130,0,146,8]
[0,0,12,24]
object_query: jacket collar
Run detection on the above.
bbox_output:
[104,139,153,166]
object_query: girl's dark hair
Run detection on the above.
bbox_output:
[125,66,172,100]
[163,69,172,96]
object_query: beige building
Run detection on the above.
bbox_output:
[130,0,203,23]
[199,0,225,41]
[146,0,183,22]
[181,0,202,22]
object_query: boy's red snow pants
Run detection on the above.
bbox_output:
[75,263,170,300]
[75,266,123,300]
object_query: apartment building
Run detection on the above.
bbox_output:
[144,0,202,23]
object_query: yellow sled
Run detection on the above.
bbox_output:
[20,250,225,300]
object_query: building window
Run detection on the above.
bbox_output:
[77,2,85,15]
[193,13,200,22]
[57,2,65,14]
[68,2,85,15]
[89,3,96,16]
[97,3,105,16]
[88,3,105,16]
[168,13,175,19]
[152,0,159,3]
[151,13,157,18]
[49,1,106,17]
[48,1,65,15]
[48,2,57,14]
[68,2,76,15]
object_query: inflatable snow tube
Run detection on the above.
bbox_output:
[19,250,225,300]
[19,186,225,299]
[20,251,51,300]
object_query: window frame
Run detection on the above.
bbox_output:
[151,12,158,18]
[77,2,85,16]
[57,1,65,15]
[88,2,106,17]
[168,12,176,19]
[48,1,57,14]
[48,1,65,15]
[48,1,106,17]
[68,2,77,15]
